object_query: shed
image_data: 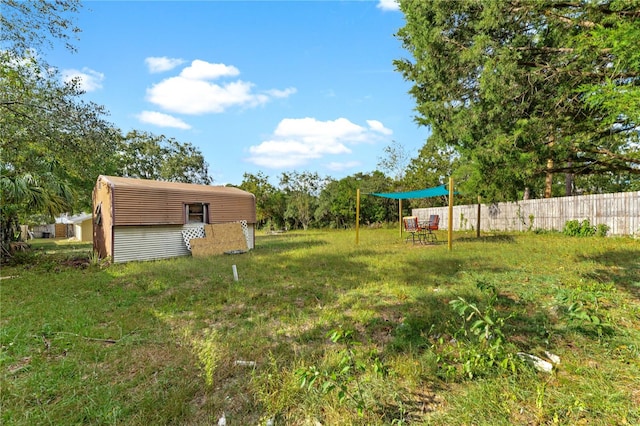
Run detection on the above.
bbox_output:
[92,175,256,263]
[70,213,93,242]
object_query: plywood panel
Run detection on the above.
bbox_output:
[190,223,248,258]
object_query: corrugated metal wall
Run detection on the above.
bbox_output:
[113,225,191,263]
[112,187,256,225]
[112,223,255,263]
[412,191,639,236]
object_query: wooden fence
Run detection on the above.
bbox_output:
[412,191,639,236]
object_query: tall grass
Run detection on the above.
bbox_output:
[1,230,639,425]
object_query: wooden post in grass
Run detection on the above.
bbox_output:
[356,188,360,245]
[448,177,454,251]
[399,198,403,238]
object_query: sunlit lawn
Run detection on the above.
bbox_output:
[1,230,639,425]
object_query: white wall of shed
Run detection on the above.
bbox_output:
[112,223,255,263]
[74,219,93,242]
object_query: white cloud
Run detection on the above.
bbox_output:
[179,60,239,80]
[61,67,104,92]
[246,117,392,169]
[136,110,192,130]
[377,0,400,11]
[366,119,393,135]
[145,59,295,114]
[265,87,298,98]
[145,56,185,73]
[148,77,260,114]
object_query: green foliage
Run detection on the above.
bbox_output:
[563,220,594,237]
[238,170,399,231]
[377,140,409,181]
[296,328,388,417]
[279,171,327,230]
[523,214,536,232]
[395,0,640,200]
[402,136,468,207]
[0,168,75,254]
[238,172,285,229]
[0,0,82,58]
[596,223,610,237]
[562,219,609,237]
[554,286,614,337]
[434,281,520,380]
[1,6,116,255]
[117,130,211,185]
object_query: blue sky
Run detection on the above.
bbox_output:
[49,0,429,186]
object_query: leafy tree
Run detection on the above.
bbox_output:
[1,52,119,254]
[0,0,82,57]
[238,172,285,229]
[279,171,328,230]
[0,0,119,256]
[117,130,212,185]
[377,140,410,182]
[357,171,398,224]
[395,0,640,201]
[316,177,357,228]
[0,167,75,254]
[315,171,397,228]
[401,137,464,207]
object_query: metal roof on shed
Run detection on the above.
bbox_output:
[100,175,254,197]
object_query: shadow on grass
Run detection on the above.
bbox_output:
[455,234,517,243]
[577,248,640,301]
[255,234,329,253]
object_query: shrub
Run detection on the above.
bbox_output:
[595,223,610,237]
[563,219,596,237]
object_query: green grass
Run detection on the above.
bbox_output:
[1,230,639,425]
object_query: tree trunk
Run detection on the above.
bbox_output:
[565,161,573,196]
[545,134,555,198]
[545,158,553,198]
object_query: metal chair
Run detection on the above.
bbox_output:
[423,215,439,243]
[403,216,425,244]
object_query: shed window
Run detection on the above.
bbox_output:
[185,203,209,224]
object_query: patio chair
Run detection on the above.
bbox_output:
[403,216,425,244]
[423,215,439,243]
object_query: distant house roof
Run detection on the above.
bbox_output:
[55,213,92,224]
[70,213,92,224]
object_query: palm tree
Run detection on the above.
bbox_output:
[0,167,74,257]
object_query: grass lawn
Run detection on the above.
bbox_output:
[1,230,639,425]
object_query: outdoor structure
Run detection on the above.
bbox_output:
[359,180,455,249]
[92,175,256,263]
[71,213,93,242]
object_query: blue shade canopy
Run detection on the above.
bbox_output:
[370,185,450,200]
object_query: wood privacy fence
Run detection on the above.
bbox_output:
[412,191,640,236]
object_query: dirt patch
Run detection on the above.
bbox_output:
[60,257,90,269]
[7,357,32,375]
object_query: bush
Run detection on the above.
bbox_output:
[596,223,610,237]
[563,219,596,237]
